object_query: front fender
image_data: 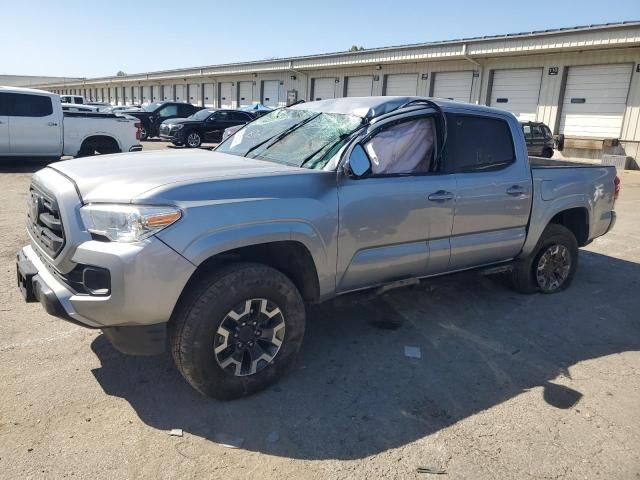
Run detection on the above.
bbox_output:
[160,220,334,298]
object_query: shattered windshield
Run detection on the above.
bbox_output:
[216,109,363,170]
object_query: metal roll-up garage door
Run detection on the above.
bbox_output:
[384,73,418,96]
[432,71,473,102]
[489,68,542,121]
[142,86,151,104]
[559,64,633,138]
[125,87,132,105]
[152,86,162,102]
[175,85,186,102]
[133,87,141,104]
[346,76,373,97]
[220,82,233,108]
[238,81,253,107]
[204,84,215,107]
[313,78,337,101]
[262,80,280,107]
[189,84,200,105]
[109,88,117,105]
[163,85,174,101]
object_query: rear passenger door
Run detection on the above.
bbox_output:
[446,113,531,270]
[8,92,62,156]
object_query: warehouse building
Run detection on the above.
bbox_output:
[32,21,640,163]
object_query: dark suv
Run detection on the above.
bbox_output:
[521,121,554,158]
[158,109,255,148]
[126,102,202,140]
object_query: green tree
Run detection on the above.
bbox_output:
[348,45,365,52]
[116,70,126,77]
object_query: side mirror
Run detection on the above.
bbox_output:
[348,144,372,178]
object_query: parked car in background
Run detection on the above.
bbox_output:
[61,103,99,113]
[159,109,255,147]
[240,103,273,118]
[17,97,618,400]
[125,102,201,140]
[60,95,85,104]
[521,121,554,158]
[222,123,244,141]
[0,86,142,159]
[102,105,142,114]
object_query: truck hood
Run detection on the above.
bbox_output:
[49,149,300,203]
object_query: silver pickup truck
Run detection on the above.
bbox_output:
[17,97,618,399]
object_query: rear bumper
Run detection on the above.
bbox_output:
[129,144,143,152]
[606,211,617,234]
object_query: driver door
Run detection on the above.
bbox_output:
[336,114,456,293]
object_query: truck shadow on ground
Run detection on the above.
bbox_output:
[90,250,640,460]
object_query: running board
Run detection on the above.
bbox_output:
[481,264,514,275]
[375,277,420,296]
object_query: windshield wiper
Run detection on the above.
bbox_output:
[299,133,351,168]
[244,112,321,159]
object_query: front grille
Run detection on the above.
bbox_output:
[27,184,65,258]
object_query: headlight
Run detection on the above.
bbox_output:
[171,124,184,130]
[80,204,182,242]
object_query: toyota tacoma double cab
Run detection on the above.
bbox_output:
[17,97,618,400]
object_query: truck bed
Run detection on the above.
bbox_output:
[529,156,605,169]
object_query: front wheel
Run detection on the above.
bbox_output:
[185,131,202,148]
[510,224,578,294]
[169,263,306,400]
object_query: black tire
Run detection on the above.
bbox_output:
[169,262,306,400]
[185,130,202,148]
[140,126,149,141]
[543,147,554,159]
[95,139,120,155]
[171,141,184,147]
[510,223,578,294]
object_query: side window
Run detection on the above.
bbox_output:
[0,93,13,115]
[445,114,515,173]
[158,105,178,117]
[531,125,544,138]
[11,93,53,117]
[231,112,250,122]
[364,117,436,175]
[178,105,194,117]
[217,111,231,121]
[522,124,532,141]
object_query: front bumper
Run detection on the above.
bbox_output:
[158,132,183,142]
[17,237,196,354]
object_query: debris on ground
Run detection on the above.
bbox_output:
[168,429,183,437]
[213,433,244,448]
[416,465,447,475]
[404,346,422,359]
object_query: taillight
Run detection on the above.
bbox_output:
[614,175,621,202]
[135,122,141,141]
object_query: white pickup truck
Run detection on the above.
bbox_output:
[0,87,142,159]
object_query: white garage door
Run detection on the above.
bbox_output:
[109,88,116,105]
[346,76,373,97]
[118,87,126,105]
[559,64,633,138]
[490,68,542,121]
[188,84,200,106]
[262,80,280,107]
[133,87,141,104]
[238,81,253,107]
[220,82,233,108]
[152,86,162,102]
[385,73,418,96]
[204,84,215,107]
[313,78,337,101]
[175,85,186,102]
[142,86,151,104]
[162,85,174,101]
[432,71,473,102]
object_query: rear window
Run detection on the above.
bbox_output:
[0,92,53,117]
[445,114,515,173]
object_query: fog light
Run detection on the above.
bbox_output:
[82,267,111,295]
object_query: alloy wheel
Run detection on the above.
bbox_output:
[535,244,571,292]
[213,298,286,376]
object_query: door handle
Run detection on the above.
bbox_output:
[47,122,58,127]
[506,185,526,197]
[428,190,454,202]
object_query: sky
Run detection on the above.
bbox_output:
[1,0,639,79]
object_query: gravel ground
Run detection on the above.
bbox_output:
[0,146,639,479]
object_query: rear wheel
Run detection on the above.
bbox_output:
[185,131,202,148]
[169,262,306,400]
[510,224,578,294]
[140,126,149,141]
[542,147,554,158]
